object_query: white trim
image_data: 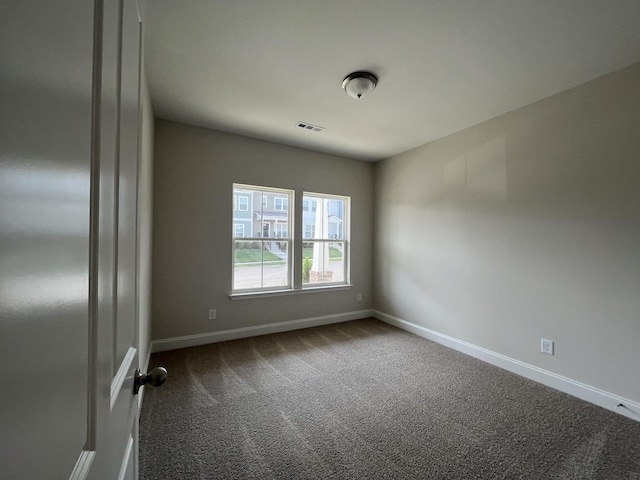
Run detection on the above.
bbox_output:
[110,346,137,410]
[117,436,134,480]
[373,310,640,423]
[151,309,373,353]
[68,450,96,480]
[230,284,352,300]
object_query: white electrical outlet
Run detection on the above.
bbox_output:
[541,338,554,355]
[357,293,363,302]
[208,309,216,320]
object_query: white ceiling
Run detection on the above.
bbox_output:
[144,1,640,162]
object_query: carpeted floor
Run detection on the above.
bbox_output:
[139,318,640,479]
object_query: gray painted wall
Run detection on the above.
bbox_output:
[152,120,373,340]
[373,62,640,403]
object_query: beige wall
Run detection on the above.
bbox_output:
[373,62,640,403]
[152,120,374,340]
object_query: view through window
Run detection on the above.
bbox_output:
[302,193,348,287]
[232,184,349,293]
[232,184,292,292]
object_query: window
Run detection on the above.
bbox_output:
[233,184,292,292]
[232,185,349,295]
[233,224,245,238]
[302,193,349,287]
[303,223,314,239]
[274,197,288,211]
[302,199,317,212]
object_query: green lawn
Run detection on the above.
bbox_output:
[236,245,342,264]
[302,246,342,260]
[235,248,283,264]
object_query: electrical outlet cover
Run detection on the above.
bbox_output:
[541,338,554,355]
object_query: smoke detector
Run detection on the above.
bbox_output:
[342,72,378,99]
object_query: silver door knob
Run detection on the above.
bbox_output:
[134,366,167,394]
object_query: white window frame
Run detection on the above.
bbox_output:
[232,184,293,294]
[301,192,350,288]
[262,196,268,208]
[238,196,249,211]
[231,186,351,298]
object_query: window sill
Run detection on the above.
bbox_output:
[229,284,353,300]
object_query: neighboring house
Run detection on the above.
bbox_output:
[233,189,291,239]
[253,191,289,238]
[232,188,253,238]
[234,190,344,240]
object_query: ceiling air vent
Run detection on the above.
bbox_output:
[296,121,324,132]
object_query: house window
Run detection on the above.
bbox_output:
[303,223,314,239]
[238,196,249,211]
[262,196,268,208]
[233,184,292,293]
[302,193,349,287]
[233,224,245,238]
[274,223,288,238]
[302,199,317,212]
[274,197,288,211]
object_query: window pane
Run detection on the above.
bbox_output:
[233,184,292,292]
[327,199,344,240]
[262,241,288,288]
[234,240,263,290]
[302,195,344,240]
[233,240,290,290]
[302,241,344,284]
[302,192,349,287]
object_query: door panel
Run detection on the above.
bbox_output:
[116,0,142,369]
[0,2,95,478]
[90,0,144,478]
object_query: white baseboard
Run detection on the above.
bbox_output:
[151,309,374,353]
[373,310,640,423]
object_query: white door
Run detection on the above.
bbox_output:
[87,1,147,478]
[0,1,150,479]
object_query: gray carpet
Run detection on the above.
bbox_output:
[139,318,640,479]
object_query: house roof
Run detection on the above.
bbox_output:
[255,211,288,221]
